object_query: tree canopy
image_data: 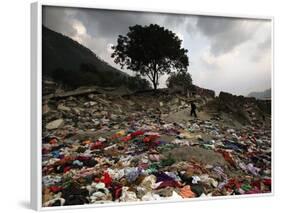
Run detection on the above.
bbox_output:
[166,71,193,92]
[111,24,189,89]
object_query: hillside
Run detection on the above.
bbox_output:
[42,26,150,90]
[248,88,271,100]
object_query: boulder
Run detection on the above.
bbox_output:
[46,119,64,130]
[57,104,71,112]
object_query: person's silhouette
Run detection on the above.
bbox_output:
[190,101,197,118]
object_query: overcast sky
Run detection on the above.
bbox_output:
[42,6,272,96]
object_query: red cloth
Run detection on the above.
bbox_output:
[101,172,112,187]
[90,141,103,149]
[49,186,63,193]
[110,184,123,200]
[131,130,145,138]
[121,135,132,142]
[143,135,159,143]
[76,156,91,161]
[225,178,242,189]
[251,180,261,189]
[63,166,71,173]
[263,178,271,186]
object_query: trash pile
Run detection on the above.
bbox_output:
[42,91,271,207]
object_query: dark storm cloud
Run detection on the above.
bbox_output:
[196,16,263,56]
[74,9,156,39]
[43,6,270,58]
[43,6,191,43]
[42,6,78,37]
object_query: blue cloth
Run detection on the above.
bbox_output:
[51,150,60,158]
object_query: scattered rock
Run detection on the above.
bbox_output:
[46,119,64,130]
[84,101,97,107]
[57,104,71,112]
[72,107,81,115]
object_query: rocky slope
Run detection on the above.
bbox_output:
[41,84,271,206]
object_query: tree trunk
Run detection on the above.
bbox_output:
[152,63,158,90]
[153,81,157,90]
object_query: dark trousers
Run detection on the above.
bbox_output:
[190,109,197,118]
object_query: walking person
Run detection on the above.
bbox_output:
[190,101,197,118]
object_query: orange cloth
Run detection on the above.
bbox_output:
[143,135,159,143]
[82,140,92,145]
[180,185,195,198]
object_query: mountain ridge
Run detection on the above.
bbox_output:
[248,88,271,100]
[42,26,151,90]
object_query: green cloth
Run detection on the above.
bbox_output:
[241,184,252,191]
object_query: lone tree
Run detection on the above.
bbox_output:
[111,24,189,90]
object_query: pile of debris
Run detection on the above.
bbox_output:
[42,87,271,207]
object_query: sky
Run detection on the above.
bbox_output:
[42,6,272,96]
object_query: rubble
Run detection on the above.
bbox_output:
[46,119,64,130]
[57,104,71,112]
[42,87,271,207]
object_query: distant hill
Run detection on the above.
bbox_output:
[248,88,271,100]
[42,26,151,90]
